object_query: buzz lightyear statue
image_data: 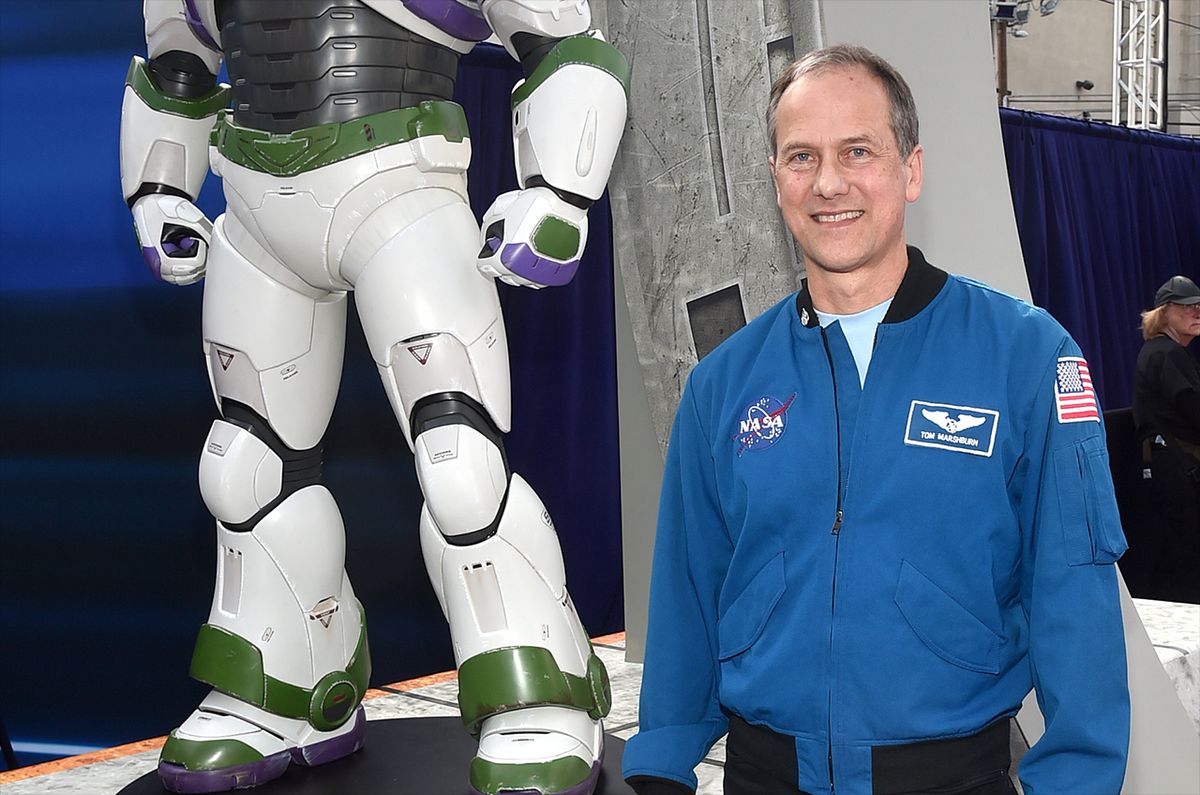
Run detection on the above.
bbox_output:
[119,2,627,792]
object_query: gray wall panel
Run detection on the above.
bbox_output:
[605,0,806,454]
[605,0,821,662]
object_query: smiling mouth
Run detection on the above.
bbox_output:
[812,211,864,223]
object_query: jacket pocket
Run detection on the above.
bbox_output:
[894,560,1002,675]
[1054,437,1129,567]
[717,553,786,661]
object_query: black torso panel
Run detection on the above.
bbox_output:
[217,0,461,133]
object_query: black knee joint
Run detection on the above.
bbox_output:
[410,392,507,458]
[410,393,511,546]
[221,401,324,532]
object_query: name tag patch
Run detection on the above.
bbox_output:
[904,400,999,457]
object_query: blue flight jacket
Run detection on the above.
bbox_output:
[623,249,1130,794]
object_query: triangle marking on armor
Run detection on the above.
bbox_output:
[309,597,340,629]
[408,344,433,365]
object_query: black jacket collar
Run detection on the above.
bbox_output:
[795,245,948,328]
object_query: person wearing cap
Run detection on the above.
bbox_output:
[1132,275,1200,603]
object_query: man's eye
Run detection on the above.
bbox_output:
[793,152,812,163]
[849,147,868,158]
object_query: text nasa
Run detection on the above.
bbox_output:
[919,430,981,447]
[740,415,783,435]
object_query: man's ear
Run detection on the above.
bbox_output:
[768,156,780,205]
[904,144,924,203]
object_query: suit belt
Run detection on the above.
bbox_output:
[209,101,469,178]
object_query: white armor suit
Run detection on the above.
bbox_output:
[119,1,628,793]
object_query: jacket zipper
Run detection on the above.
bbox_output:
[819,328,843,792]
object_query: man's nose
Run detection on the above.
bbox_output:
[812,157,849,198]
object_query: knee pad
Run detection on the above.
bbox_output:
[412,393,511,543]
[199,401,323,530]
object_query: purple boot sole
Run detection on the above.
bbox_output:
[158,707,366,793]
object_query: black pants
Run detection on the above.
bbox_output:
[724,716,1017,795]
[1147,444,1200,603]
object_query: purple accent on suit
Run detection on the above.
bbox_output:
[157,707,366,793]
[141,246,163,279]
[183,0,221,52]
[401,0,493,42]
[158,753,290,794]
[290,707,367,766]
[500,242,580,287]
[162,238,198,256]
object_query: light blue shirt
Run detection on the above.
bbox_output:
[815,298,893,387]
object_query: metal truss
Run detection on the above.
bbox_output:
[1112,0,1168,130]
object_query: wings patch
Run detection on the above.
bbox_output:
[920,409,987,434]
[905,400,1000,457]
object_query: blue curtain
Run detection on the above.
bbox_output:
[999,108,1200,410]
[456,46,624,636]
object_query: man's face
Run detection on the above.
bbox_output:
[769,66,923,277]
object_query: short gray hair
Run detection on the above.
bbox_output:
[766,44,919,158]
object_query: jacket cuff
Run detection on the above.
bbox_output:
[627,776,694,795]
[621,721,725,792]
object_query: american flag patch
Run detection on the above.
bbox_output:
[1055,356,1100,423]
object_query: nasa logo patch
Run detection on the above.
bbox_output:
[733,393,796,456]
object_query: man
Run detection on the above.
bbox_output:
[622,45,1129,795]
